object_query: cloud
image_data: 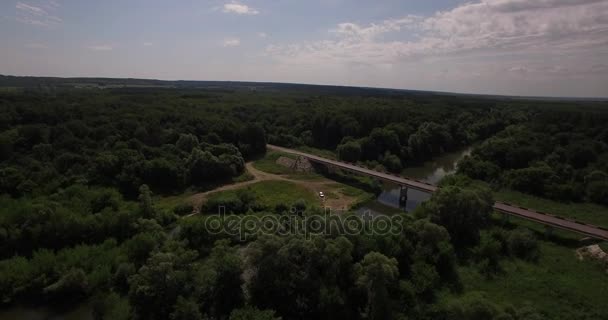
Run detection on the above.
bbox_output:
[330,16,420,41]
[222,38,241,47]
[46,0,60,8]
[16,1,62,26]
[257,32,268,38]
[16,2,47,16]
[87,45,113,51]
[25,43,48,49]
[508,66,530,74]
[267,0,608,68]
[588,64,608,74]
[143,42,153,46]
[222,2,259,15]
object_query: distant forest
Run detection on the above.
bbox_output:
[1,78,607,319]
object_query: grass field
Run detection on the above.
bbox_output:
[252,151,297,174]
[454,238,608,319]
[155,170,254,213]
[286,173,326,181]
[155,192,195,213]
[0,87,20,93]
[206,180,319,209]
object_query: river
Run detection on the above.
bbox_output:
[357,147,472,215]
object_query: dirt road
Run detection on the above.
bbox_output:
[188,162,357,214]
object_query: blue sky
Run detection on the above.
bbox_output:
[1,0,607,97]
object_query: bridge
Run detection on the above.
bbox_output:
[268,144,608,241]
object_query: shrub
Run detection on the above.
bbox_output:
[507,228,540,262]
[173,203,194,216]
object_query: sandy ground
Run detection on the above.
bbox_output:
[187,162,357,215]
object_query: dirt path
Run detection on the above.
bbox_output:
[188,162,357,215]
[188,163,269,214]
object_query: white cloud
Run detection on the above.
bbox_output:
[15,1,62,26]
[46,0,60,8]
[87,45,113,51]
[143,42,153,46]
[222,38,241,47]
[330,16,420,41]
[16,2,47,16]
[267,0,608,71]
[257,32,268,38]
[222,2,259,15]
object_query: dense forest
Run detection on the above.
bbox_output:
[458,111,608,205]
[0,81,607,319]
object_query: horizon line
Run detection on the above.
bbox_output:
[2,73,608,101]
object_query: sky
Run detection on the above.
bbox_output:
[1,0,607,97]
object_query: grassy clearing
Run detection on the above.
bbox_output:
[233,170,255,183]
[0,87,20,93]
[286,173,326,181]
[443,178,608,318]
[206,180,319,209]
[252,151,296,174]
[155,171,253,213]
[319,183,375,207]
[456,239,608,319]
[155,192,195,213]
[494,188,608,228]
[339,184,373,200]
[465,179,608,228]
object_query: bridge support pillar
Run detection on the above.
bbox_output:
[399,185,408,207]
[502,213,510,223]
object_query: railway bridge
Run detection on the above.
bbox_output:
[268,144,608,241]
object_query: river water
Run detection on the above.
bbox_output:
[357,147,471,215]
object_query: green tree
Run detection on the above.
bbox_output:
[43,268,89,298]
[128,248,198,320]
[473,234,503,277]
[382,152,402,173]
[229,306,281,320]
[586,180,608,205]
[337,140,362,162]
[507,228,540,262]
[355,252,399,320]
[421,186,492,249]
[176,133,200,153]
[170,296,203,320]
[206,240,244,317]
[138,184,155,219]
[92,291,131,320]
[239,124,267,159]
[143,158,182,192]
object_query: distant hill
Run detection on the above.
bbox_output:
[1,74,606,102]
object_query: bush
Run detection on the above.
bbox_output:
[337,141,361,162]
[473,234,503,277]
[173,203,194,216]
[586,180,608,205]
[507,228,540,262]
